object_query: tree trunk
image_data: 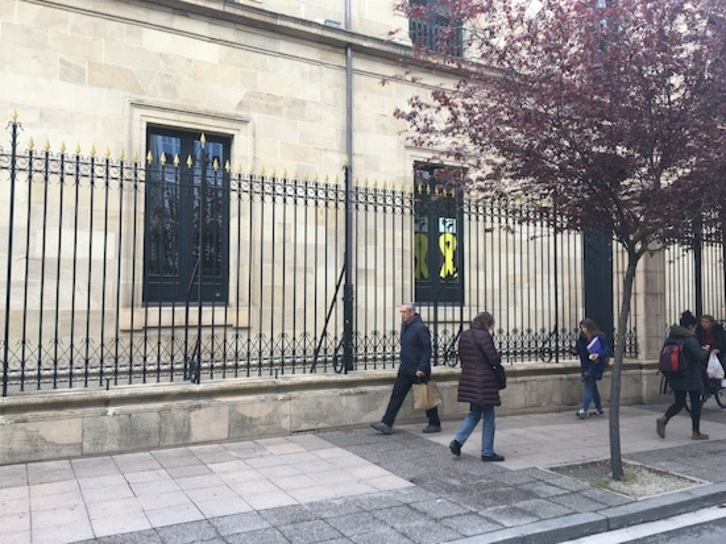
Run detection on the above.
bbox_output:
[609,250,640,481]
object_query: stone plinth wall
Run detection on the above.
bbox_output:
[0,360,663,466]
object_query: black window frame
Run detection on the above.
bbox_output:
[143,125,231,305]
[408,0,464,57]
[413,163,465,305]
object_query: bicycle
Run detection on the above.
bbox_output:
[684,376,726,413]
[537,327,559,363]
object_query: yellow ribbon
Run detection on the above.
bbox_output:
[414,233,429,280]
[439,232,457,278]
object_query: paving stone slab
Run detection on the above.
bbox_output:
[439,513,504,537]
[276,519,344,544]
[75,530,164,544]
[325,511,380,537]
[208,511,272,536]
[155,520,219,544]
[224,527,290,544]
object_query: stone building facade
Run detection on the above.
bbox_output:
[0,0,700,395]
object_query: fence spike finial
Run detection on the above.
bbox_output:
[133,151,139,162]
[325,174,329,182]
[173,154,180,167]
[186,155,193,168]
[119,149,125,161]
[44,139,51,152]
[59,141,66,153]
[90,145,96,157]
[200,133,206,148]
[236,164,242,174]
[225,160,231,173]
[75,143,81,154]
[11,109,18,122]
[146,150,153,164]
[28,138,35,150]
[213,158,219,171]
[283,168,288,178]
[355,177,360,186]
[335,174,339,183]
[160,152,167,166]
[104,147,111,158]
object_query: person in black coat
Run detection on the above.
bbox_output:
[370,303,441,435]
[448,312,505,462]
[657,311,710,440]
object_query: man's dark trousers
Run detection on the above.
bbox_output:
[382,374,440,427]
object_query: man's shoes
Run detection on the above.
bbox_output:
[449,440,462,457]
[576,410,587,419]
[481,453,505,462]
[590,409,604,416]
[691,431,709,440]
[656,416,667,439]
[370,422,393,435]
[422,424,441,433]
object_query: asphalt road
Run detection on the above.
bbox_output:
[562,505,726,544]
[630,517,726,544]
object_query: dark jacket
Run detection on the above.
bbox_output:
[398,314,432,377]
[456,323,501,406]
[696,322,726,365]
[575,332,610,381]
[665,325,708,392]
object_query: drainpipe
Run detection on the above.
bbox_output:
[342,0,354,371]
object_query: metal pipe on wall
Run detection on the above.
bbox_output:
[342,0,355,371]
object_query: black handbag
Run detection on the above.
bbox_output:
[491,363,507,390]
[472,334,507,390]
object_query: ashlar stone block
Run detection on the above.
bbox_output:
[0,418,82,464]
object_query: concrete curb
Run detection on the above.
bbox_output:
[446,481,726,544]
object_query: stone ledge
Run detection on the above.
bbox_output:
[0,360,660,465]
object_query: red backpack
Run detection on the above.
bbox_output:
[658,339,686,376]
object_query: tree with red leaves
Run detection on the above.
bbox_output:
[394,0,726,479]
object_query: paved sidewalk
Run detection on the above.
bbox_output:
[1,403,725,544]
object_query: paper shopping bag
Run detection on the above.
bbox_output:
[412,381,442,410]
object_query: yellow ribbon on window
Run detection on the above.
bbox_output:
[414,233,429,280]
[439,232,457,278]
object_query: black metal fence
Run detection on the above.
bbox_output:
[1,121,638,395]
[665,224,726,327]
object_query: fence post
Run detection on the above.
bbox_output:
[343,165,354,372]
[694,216,703,318]
[583,226,614,345]
[2,116,19,397]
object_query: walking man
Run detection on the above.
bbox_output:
[371,303,441,434]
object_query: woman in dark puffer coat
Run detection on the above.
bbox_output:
[449,312,505,462]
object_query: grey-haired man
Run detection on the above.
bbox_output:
[371,303,441,434]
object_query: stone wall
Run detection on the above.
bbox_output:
[0,360,664,465]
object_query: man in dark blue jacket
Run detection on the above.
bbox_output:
[371,303,441,434]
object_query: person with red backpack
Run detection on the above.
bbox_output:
[656,311,710,440]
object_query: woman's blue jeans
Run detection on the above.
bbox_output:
[454,403,496,457]
[581,375,602,412]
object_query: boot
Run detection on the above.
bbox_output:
[691,431,709,440]
[656,416,668,439]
